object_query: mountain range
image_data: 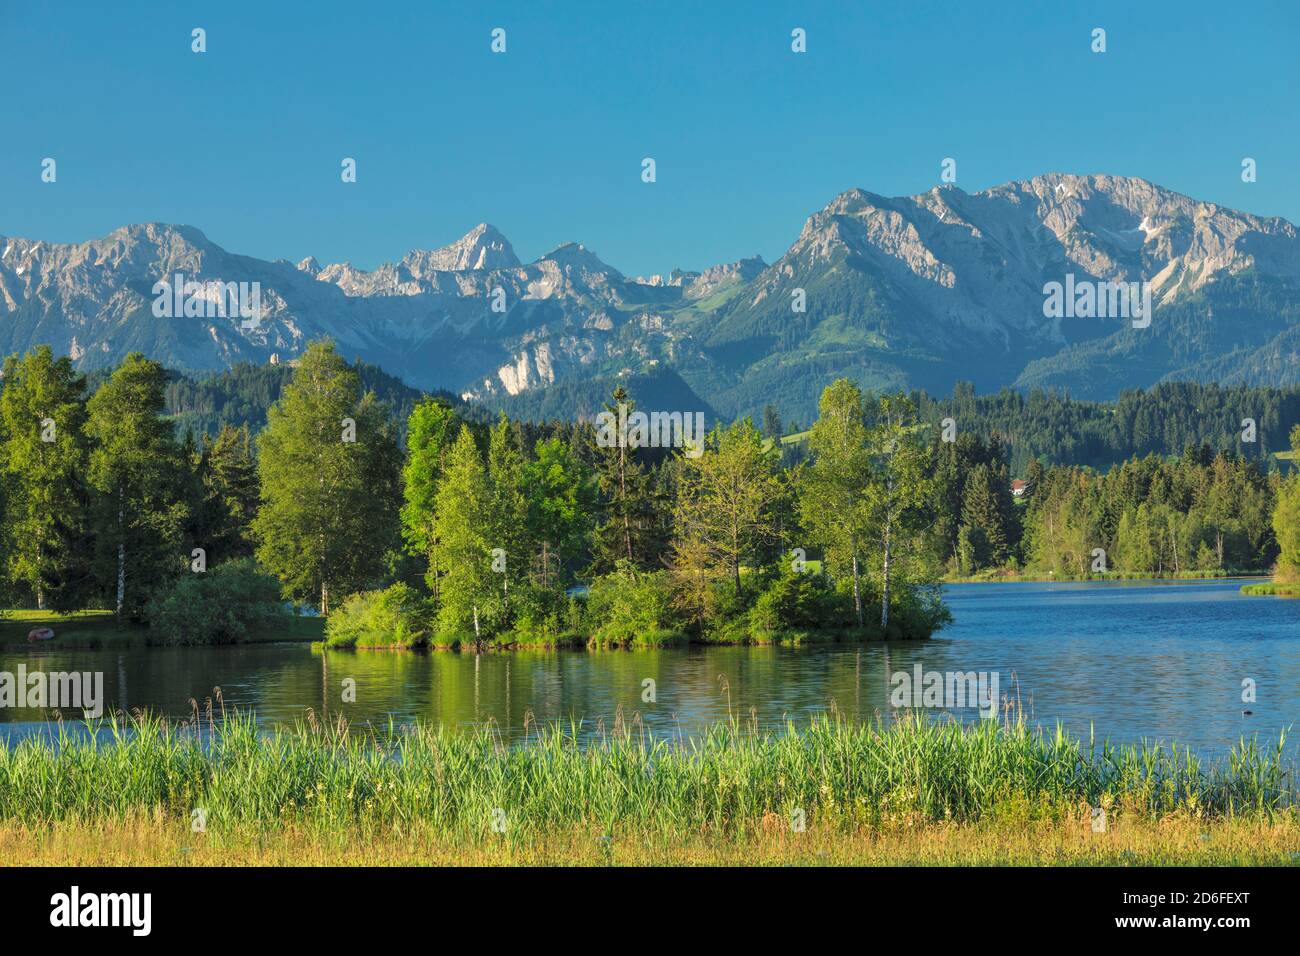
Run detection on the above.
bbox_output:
[3,173,1297,423]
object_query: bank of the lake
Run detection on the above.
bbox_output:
[1242,581,1300,597]
[0,609,324,650]
[0,713,1293,867]
[6,816,1296,866]
[943,569,1260,584]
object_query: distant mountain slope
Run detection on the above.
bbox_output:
[486,364,719,425]
[3,173,1298,423]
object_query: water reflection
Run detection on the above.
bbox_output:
[0,579,1295,757]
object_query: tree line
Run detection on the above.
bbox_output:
[910,381,1300,473]
[1,340,1295,647]
[929,430,1299,580]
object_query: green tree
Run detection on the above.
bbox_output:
[252,341,402,613]
[865,393,931,630]
[800,379,872,626]
[671,418,781,601]
[590,385,661,574]
[0,347,92,610]
[434,425,497,637]
[192,424,259,563]
[762,404,783,440]
[400,399,458,599]
[85,353,189,620]
[959,463,1008,568]
[1274,430,1300,582]
[524,437,594,590]
[487,414,528,604]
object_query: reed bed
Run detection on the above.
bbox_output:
[0,710,1292,842]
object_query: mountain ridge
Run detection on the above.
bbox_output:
[3,173,1297,423]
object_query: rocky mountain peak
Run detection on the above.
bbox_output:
[537,242,621,279]
[402,223,520,274]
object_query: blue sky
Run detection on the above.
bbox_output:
[2,0,1297,275]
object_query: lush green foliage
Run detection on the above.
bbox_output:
[85,354,190,620]
[159,358,469,441]
[1,338,1291,648]
[252,341,403,613]
[0,346,92,611]
[584,564,682,647]
[323,583,430,649]
[146,559,287,645]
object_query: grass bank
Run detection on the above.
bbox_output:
[0,713,1292,865]
[1241,582,1300,597]
[0,608,324,649]
[4,816,1296,866]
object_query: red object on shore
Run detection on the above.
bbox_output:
[27,626,55,642]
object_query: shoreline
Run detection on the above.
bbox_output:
[1,714,1292,867]
[313,626,922,653]
[942,571,1271,585]
[6,816,1296,867]
[1241,581,1300,597]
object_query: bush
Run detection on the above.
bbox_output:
[324,583,430,649]
[503,583,571,646]
[748,566,852,639]
[146,559,286,645]
[869,583,953,640]
[585,563,680,647]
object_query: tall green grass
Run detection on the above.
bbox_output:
[0,711,1290,840]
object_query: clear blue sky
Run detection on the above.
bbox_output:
[2,0,1297,276]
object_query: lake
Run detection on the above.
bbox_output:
[1,578,1296,756]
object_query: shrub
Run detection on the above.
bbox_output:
[748,566,851,639]
[869,583,953,640]
[504,583,570,646]
[585,563,680,647]
[146,559,286,645]
[324,583,430,649]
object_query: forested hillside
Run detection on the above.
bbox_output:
[912,382,1299,473]
[80,360,479,443]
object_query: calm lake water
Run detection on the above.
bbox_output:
[1,579,1296,756]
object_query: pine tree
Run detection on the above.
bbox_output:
[762,404,783,439]
[193,424,259,563]
[960,463,1008,567]
[590,385,660,574]
[486,414,528,605]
